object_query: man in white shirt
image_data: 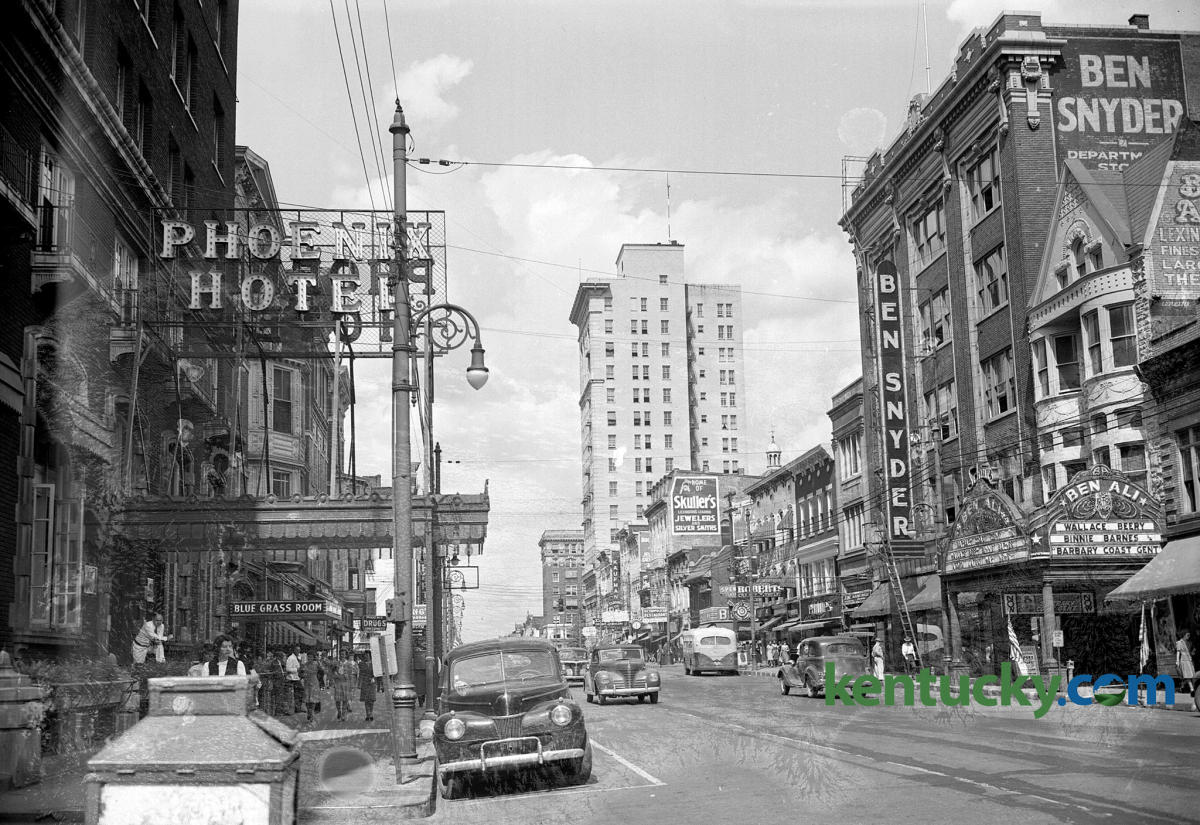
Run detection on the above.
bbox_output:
[131,612,171,665]
[285,644,303,714]
[901,637,917,675]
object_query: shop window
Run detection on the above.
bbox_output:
[1053,334,1080,391]
[981,349,1015,418]
[967,145,1000,221]
[1119,443,1147,488]
[1178,425,1200,513]
[1115,407,1143,428]
[975,246,1008,314]
[1109,304,1136,367]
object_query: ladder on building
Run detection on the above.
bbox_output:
[882,548,920,668]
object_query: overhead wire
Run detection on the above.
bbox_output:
[346,0,392,205]
[327,0,377,213]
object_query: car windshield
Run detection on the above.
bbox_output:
[598,648,644,662]
[824,643,864,656]
[449,650,558,691]
[560,648,587,659]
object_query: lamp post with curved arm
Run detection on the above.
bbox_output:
[410,301,487,725]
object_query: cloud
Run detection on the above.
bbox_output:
[837,108,888,156]
[394,54,474,127]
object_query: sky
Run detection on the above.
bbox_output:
[234,0,1198,643]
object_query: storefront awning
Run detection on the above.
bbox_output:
[782,619,838,635]
[906,574,942,613]
[1106,534,1200,601]
[850,584,891,618]
[758,615,787,632]
[285,622,319,646]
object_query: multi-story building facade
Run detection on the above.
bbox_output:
[569,242,745,626]
[840,10,1199,675]
[539,530,584,643]
[1,0,239,656]
[745,446,839,644]
[828,378,872,617]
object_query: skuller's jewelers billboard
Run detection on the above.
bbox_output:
[1043,465,1162,559]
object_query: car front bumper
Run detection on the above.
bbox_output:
[438,736,586,774]
[595,685,660,696]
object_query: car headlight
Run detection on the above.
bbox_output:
[444,717,466,741]
[596,671,613,682]
[646,671,660,683]
[550,704,573,726]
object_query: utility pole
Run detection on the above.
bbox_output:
[388,102,418,774]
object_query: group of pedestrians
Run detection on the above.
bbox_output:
[183,637,380,724]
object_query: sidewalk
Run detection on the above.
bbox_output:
[735,663,1199,713]
[0,700,437,823]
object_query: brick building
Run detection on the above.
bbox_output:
[1,0,238,656]
[839,11,1200,675]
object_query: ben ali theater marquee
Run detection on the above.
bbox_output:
[943,467,1162,677]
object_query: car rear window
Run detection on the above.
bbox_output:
[700,636,733,646]
[824,643,864,656]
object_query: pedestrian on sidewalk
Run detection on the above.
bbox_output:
[357,653,376,721]
[286,645,304,714]
[301,653,323,723]
[131,612,172,665]
[871,637,885,680]
[767,641,778,667]
[902,637,917,674]
[1177,630,1196,693]
[332,651,357,721]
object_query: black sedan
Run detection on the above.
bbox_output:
[433,638,592,799]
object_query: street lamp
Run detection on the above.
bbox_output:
[411,301,488,724]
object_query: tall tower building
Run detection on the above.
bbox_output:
[569,242,746,616]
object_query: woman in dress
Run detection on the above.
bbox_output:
[1177,630,1195,693]
[871,638,885,679]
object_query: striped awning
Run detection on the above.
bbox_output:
[849,584,891,618]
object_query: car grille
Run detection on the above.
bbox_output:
[492,714,523,740]
[609,675,648,689]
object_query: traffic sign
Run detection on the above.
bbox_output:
[731,601,751,621]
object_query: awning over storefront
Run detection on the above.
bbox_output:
[850,584,891,618]
[758,615,787,631]
[906,574,942,613]
[784,620,838,635]
[285,622,319,646]
[1106,534,1200,601]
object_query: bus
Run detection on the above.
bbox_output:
[679,626,738,675]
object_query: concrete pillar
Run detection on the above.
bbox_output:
[1041,581,1057,671]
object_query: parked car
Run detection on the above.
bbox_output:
[433,638,592,799]
[558,646,588,684]
[583,645,661,704]
[777,635,868,698]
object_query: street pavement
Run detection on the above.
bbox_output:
[0,686,436,824]
[5,667,1195,824]
[424,663,1199,825]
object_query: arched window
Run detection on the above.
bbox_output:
[1071,238,1088,280]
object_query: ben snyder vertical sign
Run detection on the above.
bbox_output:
[874,260,916,552]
